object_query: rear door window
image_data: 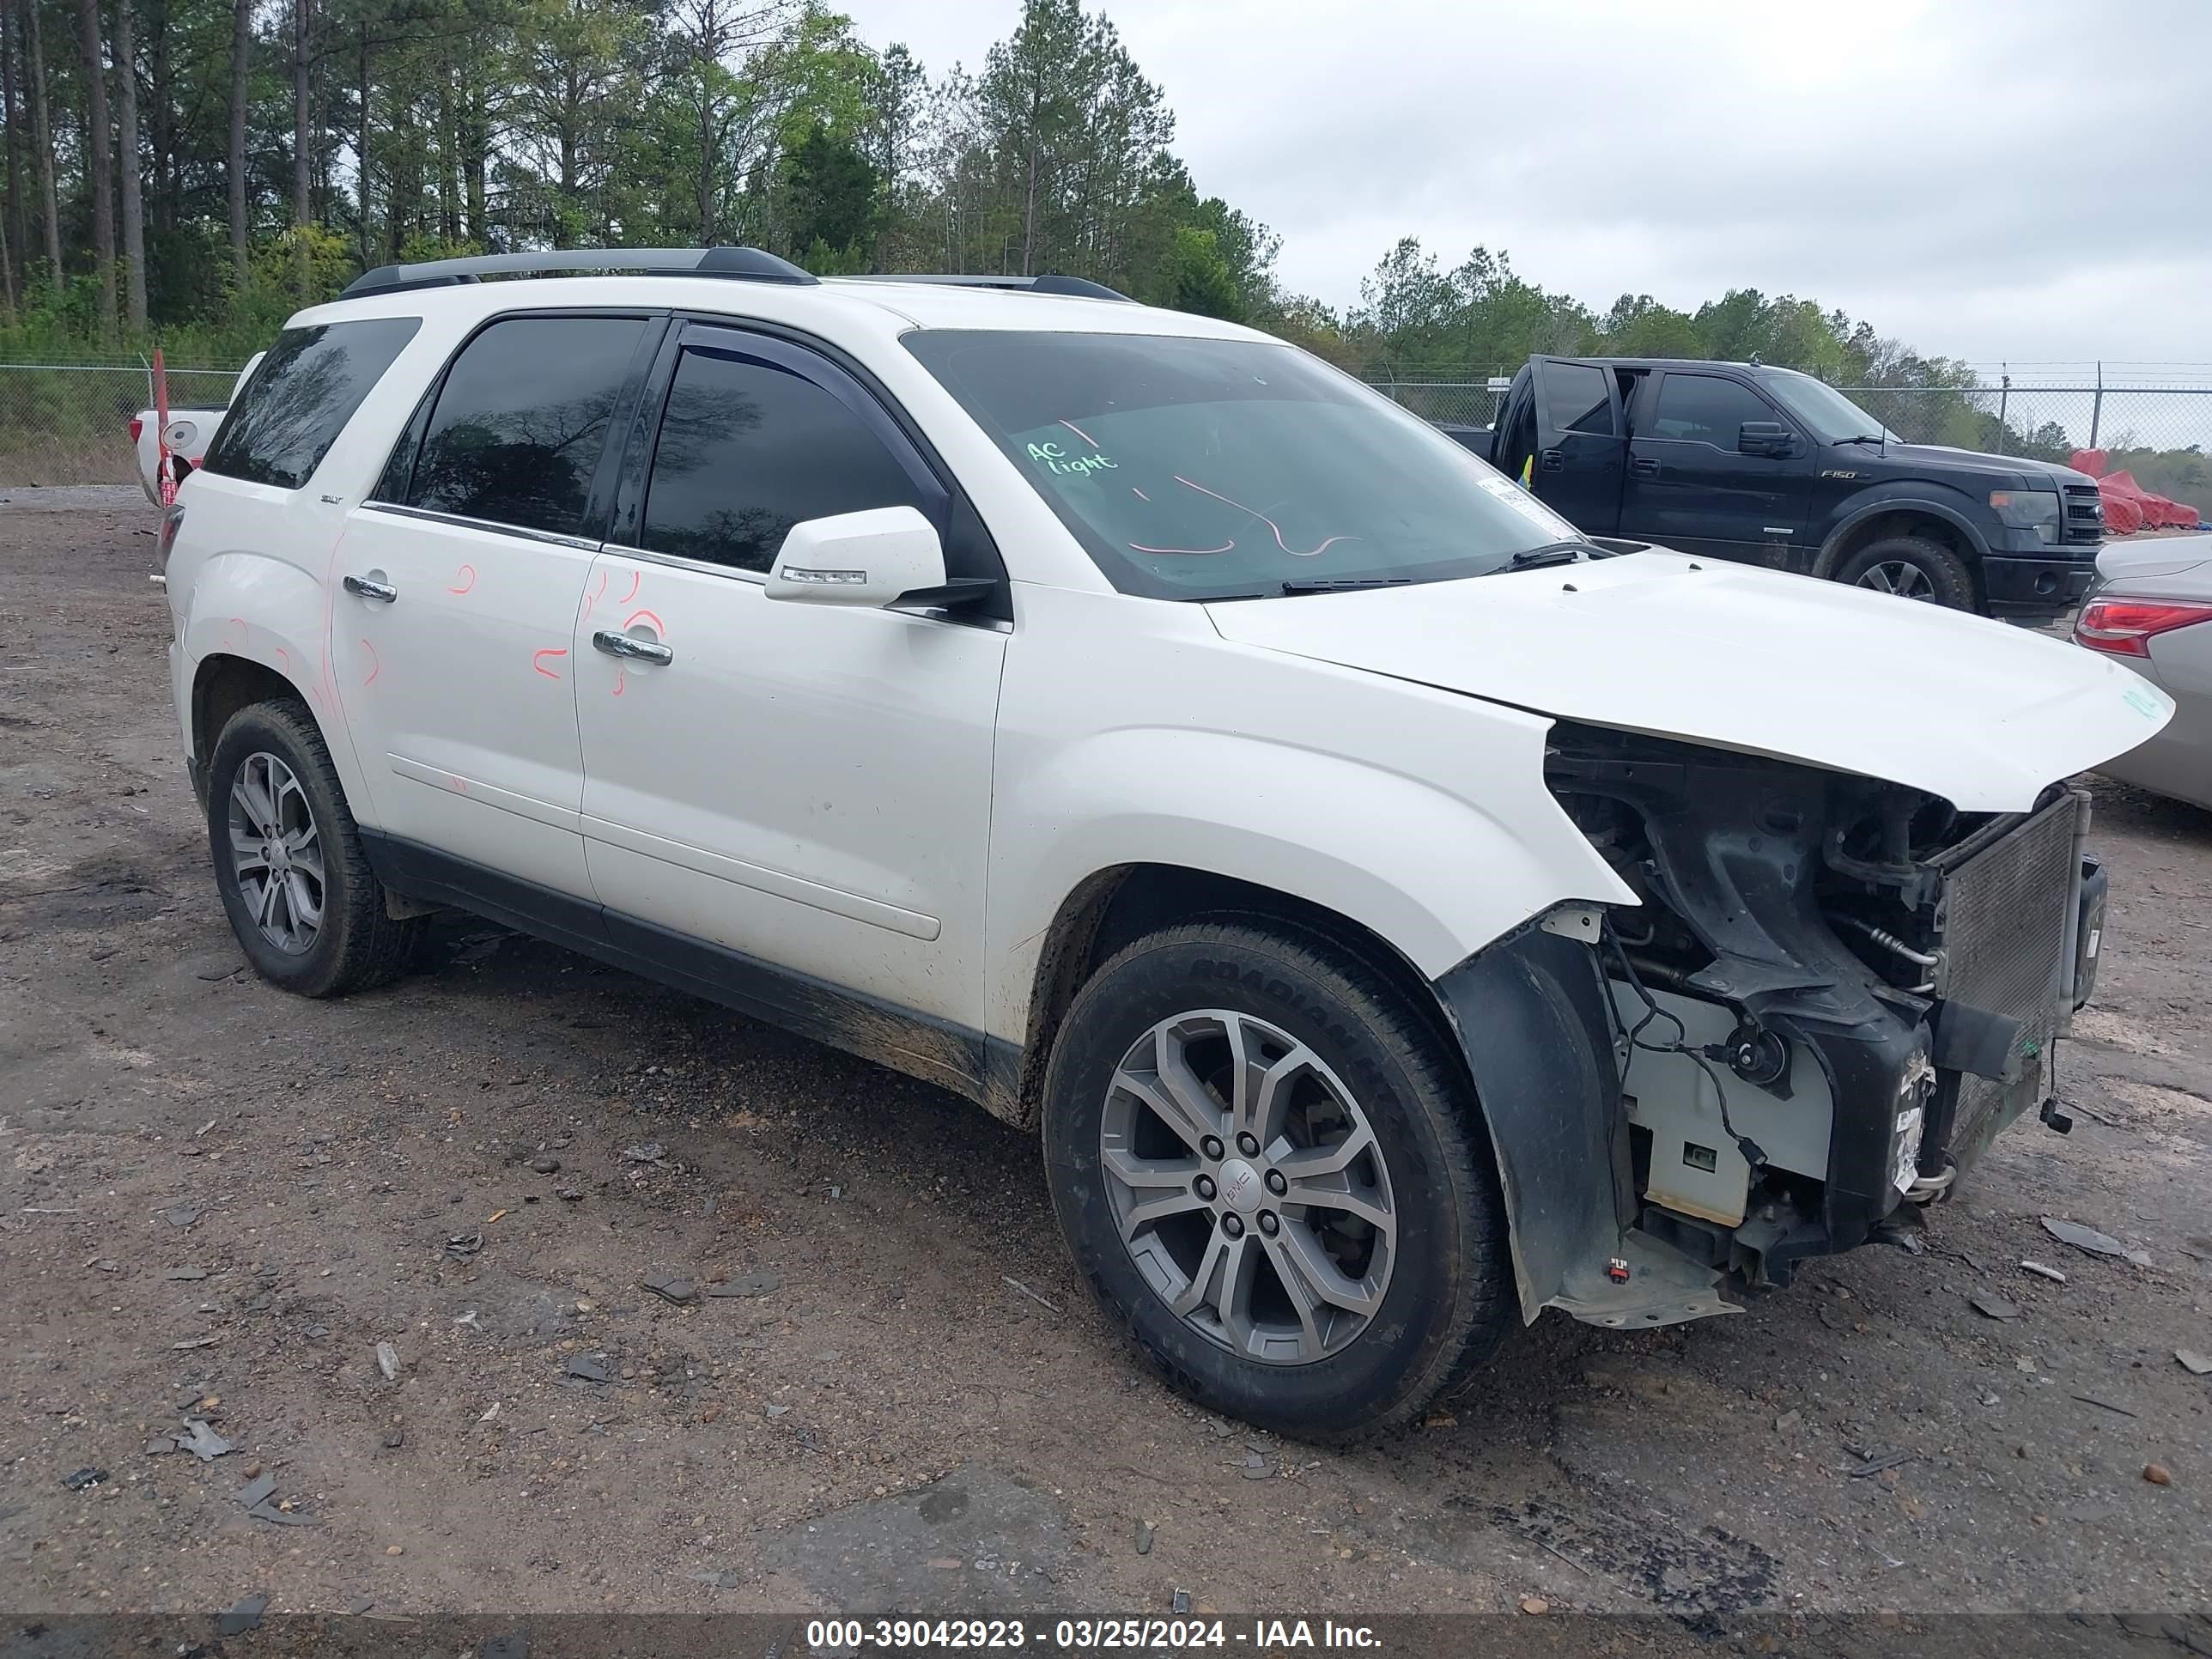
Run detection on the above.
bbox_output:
[640,343,929,574]
[201,317,421,489]
[1650,374,1778,447]
[1538,362,1616,435]
[404,315,649,537]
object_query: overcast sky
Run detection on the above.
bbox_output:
[837,0,2212,372]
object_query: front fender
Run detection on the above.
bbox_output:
[179,548,374,818]
[984,720,1636,1044]
[1814,483,1993,574]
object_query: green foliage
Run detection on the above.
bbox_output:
[1599,295,1703,359]
[3,0,2196,504]
[251,226,357,307]
[1158,225,1242,321]
[776,122,877,268]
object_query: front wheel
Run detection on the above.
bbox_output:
[1835,534,1976,609]
[1042,920,1515,1443]
[206,698,424,998]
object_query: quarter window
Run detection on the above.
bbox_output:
[641,346,927,574]
[1649,374,1778,447]
[201,317,421,489]
[406,315,647,537]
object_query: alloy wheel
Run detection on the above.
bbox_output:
[1099,1010,1396,1365]
[1856,559,1939,601]
[227,751,325,954]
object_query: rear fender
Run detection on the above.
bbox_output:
[179,549,376,822]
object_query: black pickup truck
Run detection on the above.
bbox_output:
[1445,358,2105,619]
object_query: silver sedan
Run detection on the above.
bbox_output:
[2074,535,2212,809]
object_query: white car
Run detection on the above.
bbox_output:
[132,352,262,505]
[157,249,2171,1440]
[2074,536,2212,809]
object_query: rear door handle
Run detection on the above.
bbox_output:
[593,629,673,666]
[342,574,397,602]
[1538,448,1565,473]
[1630,457,1661,479]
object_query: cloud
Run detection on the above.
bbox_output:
[837,0,2212,363]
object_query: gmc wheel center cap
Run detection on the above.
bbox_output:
[1218,1158,1263,1213]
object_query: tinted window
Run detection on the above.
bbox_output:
[1540,362,1614,436]
[641,348,927,573]
[407,316,647,536]
[1755,368,1898,443]
[905,329,1579,601]
[1650,374,1777,446]
[201,318,421,489]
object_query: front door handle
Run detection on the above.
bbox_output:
[1629,456,1661,479]
[343,574,398,603]
[593,629,673,666]
[1539,448,1565,473]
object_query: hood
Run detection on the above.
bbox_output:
[1205,551,2173,813]
[1860,442,2093,490]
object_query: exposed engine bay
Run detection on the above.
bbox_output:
[1540,720,2101,1310]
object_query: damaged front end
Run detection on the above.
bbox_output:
[1445,721,2104,1332]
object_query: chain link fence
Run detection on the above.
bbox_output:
[1366,380,1507,429]
[0,362,242,487]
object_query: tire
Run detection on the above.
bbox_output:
[206,697,424,998]
[1042,919,1514,1443]
[1834,534,1976,609]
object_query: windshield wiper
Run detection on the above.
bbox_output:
[1278,577,1414,595]
[1491,540,1590,573]
[1836,434,1889,447]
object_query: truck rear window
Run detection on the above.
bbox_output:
[202,317,422,489]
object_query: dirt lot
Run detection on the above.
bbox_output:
[3,496,2209,1638]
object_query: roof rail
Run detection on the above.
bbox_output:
[842,273,1133,302]
[341,246,817,299]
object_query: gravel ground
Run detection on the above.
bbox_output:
[2,501,2209,1636]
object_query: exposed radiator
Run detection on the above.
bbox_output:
[1933,789,2081,1161]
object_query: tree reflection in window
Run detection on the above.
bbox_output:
[203,318,421,489]
[641,348,923,574]
[408,317,647,537]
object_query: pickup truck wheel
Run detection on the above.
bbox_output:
[1042,920,1512,1443]
[1836,534,1975,608]
[206,699,424,998]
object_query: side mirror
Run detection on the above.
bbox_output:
[765,506,947,608]
[1739,421,1796,458]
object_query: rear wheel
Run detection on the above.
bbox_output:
[1042,920,1514,1443]
[206,699,423,997]
[1836,534,1976,609]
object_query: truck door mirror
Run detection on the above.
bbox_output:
[1739,421,1797,458]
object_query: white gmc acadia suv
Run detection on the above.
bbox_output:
[159,248,2171,1440]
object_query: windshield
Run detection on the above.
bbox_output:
[1755,368,1900,444]
[903,330,1580,599]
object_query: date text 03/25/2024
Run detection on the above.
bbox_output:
[805,1619,1382,1650]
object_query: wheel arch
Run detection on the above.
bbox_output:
[190,650,377,830]
[1000,865,1645,1330]
[192,653,301,769]
[986,862,1468,1134]
[1814,494,1990,584]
